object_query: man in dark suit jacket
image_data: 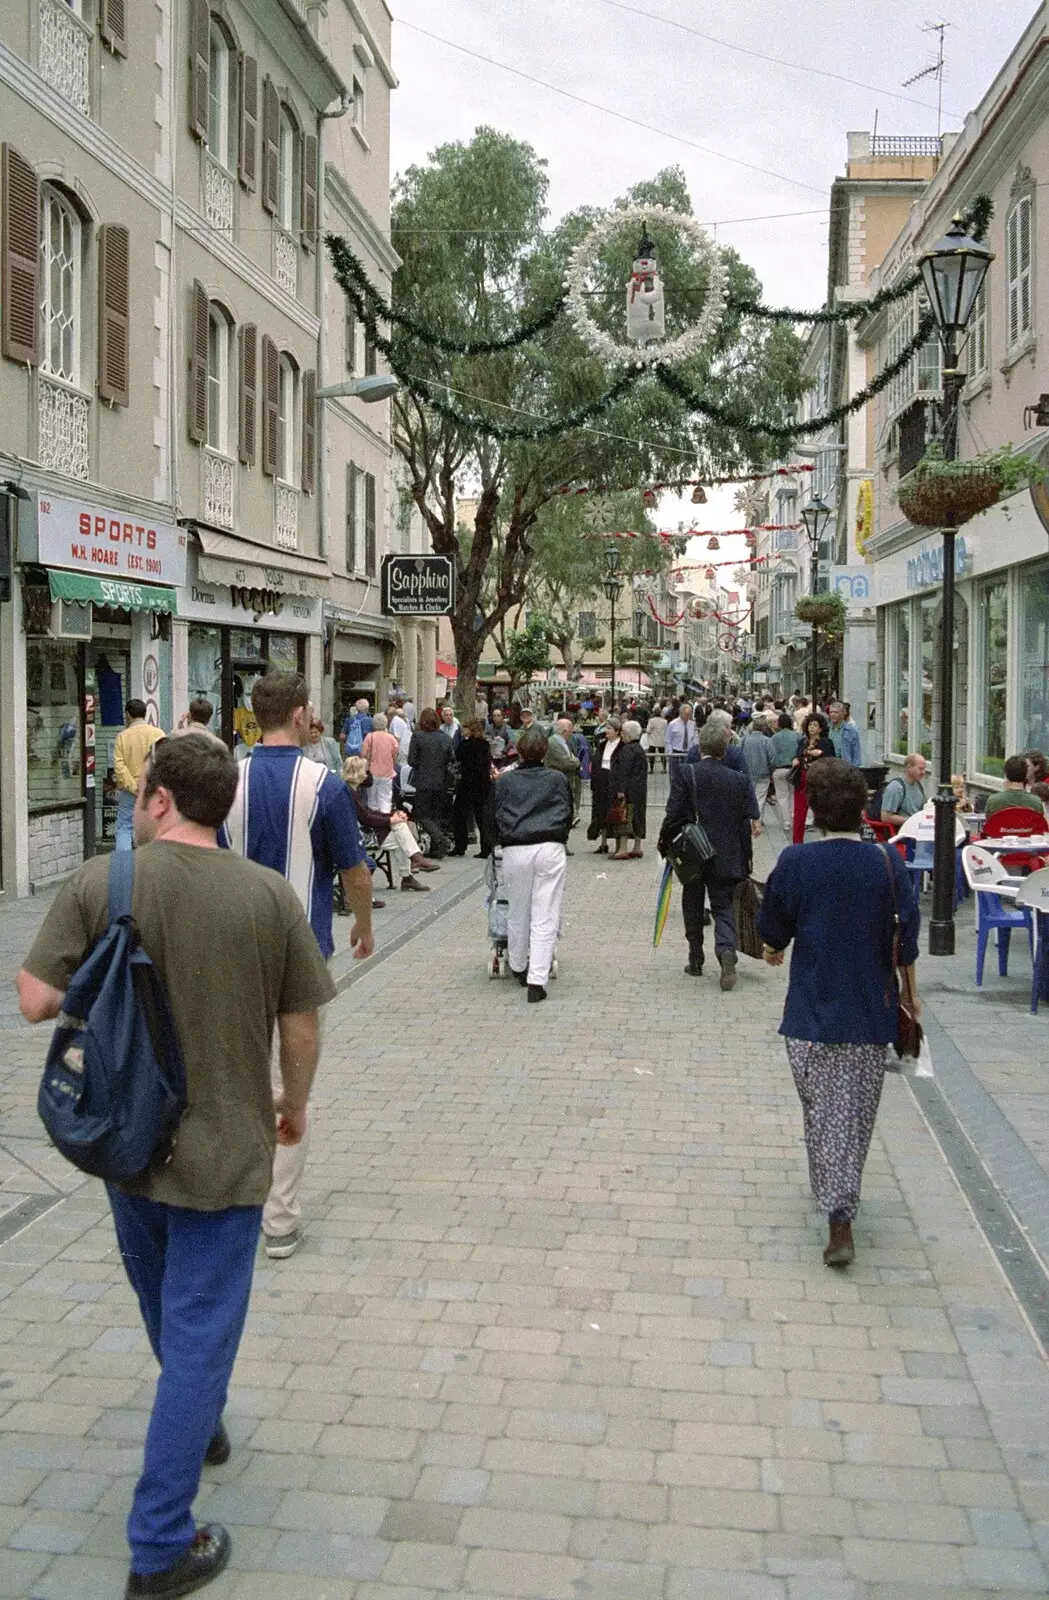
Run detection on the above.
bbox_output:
[660,720,760,989]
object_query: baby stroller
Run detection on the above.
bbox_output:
[484,848,558,979]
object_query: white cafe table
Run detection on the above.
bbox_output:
[893,804,966,847]
[975,835,1049,854]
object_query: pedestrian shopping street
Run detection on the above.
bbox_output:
[3,826,1049,1599]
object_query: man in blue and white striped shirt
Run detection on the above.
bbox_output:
[222,673,373,1258]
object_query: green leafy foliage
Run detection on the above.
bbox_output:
[389,131,808,709]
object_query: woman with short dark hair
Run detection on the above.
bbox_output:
[790,710,835,844]
[759,757,921,1268]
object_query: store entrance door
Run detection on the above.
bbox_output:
[86,640,130,852]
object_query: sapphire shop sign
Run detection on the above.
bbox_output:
[381,554,456,616]
[906,535,973,592]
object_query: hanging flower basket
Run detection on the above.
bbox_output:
[896,443,1046,529]
[795,592,847,634]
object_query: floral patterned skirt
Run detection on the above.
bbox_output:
[785,1038,887,1221]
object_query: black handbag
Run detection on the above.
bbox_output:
[734,876,765,959]
[880,846,923,1059]
[668,768,715,884]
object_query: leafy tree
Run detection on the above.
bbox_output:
[389,129,808,713]
[505,613,552,695]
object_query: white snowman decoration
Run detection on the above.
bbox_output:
[626,225,665,344]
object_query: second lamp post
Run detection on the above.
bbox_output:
[801,493,832,705]
[602,544,623,709]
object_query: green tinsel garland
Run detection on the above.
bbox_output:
[327,195,990,356]
[654,315,935,441]
[327,235,567,357]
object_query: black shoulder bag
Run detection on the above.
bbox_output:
[668,765,716,884]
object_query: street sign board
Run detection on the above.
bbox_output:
[381,554,456,616]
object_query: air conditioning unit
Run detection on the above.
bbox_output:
[51,599,92,640]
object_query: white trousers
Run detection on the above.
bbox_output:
[502,841,567,987]
[772,767,794,833]
[263,964,328,1240]
[386,819,419,880]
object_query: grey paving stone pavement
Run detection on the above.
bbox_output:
[1,787,1049,1597]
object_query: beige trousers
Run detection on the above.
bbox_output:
[263,960,328,1239]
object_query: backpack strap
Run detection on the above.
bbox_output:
[107,848,135,924]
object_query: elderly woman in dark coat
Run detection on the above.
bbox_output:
[407,707,454,858]
[609,719,648,859]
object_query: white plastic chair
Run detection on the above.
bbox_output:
[962,845,1033,986]
[1015,869,1049,1013]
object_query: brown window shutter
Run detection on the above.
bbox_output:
[261,335,279,475]
[98,224,130,405]
[364,335,377,377]
[238,323,257,464]
[188,279,208,444]
[1,144,40,366]
[261,78,280,216]
[345,306,357,372]
[365,473,376,574]
[99,0,128,58]
[301,369,316,494]
[345,463,357,570]
[189,0,210,142]
[301,134,318,253]
[238,54,258,191]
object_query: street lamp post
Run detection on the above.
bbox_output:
[800,495,832,706]
[633,607,645,694]
[918,215,994,957]
[602,544,623,709]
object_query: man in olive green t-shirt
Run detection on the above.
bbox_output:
[17,733,334,1599]
[983,754,1047,822]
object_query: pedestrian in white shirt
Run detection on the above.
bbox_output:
[388,702,411,762]
[665,703,697,776]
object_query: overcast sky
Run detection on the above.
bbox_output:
[386,1,1038,565]
[390,0,1036,307]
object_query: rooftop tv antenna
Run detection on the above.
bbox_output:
[902,21,950,137]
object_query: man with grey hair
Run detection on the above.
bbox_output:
[659,719,759,989]
[665,701,697,777]
[545,716,582,828]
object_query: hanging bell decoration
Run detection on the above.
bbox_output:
[707,536,720,551]
[744,531,757,548]
[691,485,707,505]
[642,488,658,506]
[704,565,717,580]
[626,224,666,344]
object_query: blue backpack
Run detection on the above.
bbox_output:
[344,715,364,755]
[38,851,187,1184]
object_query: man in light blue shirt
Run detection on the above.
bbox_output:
[665,703,698,775]
[828,701,862,765]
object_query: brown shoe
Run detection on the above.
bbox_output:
[823,1218,854,1268]
[718,954,737,991]
[412,857,441,872]
[400,876,431,892]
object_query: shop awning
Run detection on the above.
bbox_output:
[193,527,330,597]
[436,657,458,680]
[47,569,177,614]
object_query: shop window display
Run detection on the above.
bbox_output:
[977,580,1008,777]
[27,639,82,807]
[892,606,910,755]
[1019,560,1049,756]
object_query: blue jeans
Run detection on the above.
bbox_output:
[115,790,135,851]
[107,1189,262,1575]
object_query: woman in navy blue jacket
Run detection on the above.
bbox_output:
[758,759,921,1268]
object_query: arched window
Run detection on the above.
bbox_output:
[40,185,82,386]
[207,18,238,172]
[206,303,234,455]
[277,353,297,483]
[277,106,299,233]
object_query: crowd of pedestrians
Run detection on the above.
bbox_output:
[11,672,943,1596]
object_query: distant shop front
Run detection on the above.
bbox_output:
[873,490,1049,789]
[176,530,327,750]
[17,491,184,885]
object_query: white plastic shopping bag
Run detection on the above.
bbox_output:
[886,1032,933,1079]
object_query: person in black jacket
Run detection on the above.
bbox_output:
[492,727,573,1004]
[407,708,454,858]
[658,720,760,989]
[608,719,648,860]
[452,718,493,858]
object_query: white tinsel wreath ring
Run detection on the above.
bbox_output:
[564,203,728,369]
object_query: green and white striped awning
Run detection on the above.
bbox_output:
[47,569,178,614]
